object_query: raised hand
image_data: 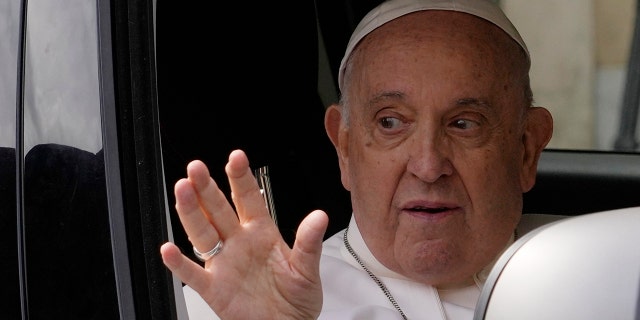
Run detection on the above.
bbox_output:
[160,149,328,320]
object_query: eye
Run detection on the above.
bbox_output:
[380,117,402,129]
[451,118,479,130]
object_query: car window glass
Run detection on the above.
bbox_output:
[0,2,20,319]
[21,0,118,318]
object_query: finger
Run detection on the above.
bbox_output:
[174,176,221,254]
[160,242,215,296]
[186,159,241,240]
[225,149,270,223]
[290,210,329,280]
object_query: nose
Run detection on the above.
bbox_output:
[406,136,454,183]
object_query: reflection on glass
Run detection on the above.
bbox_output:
[23,1,102,154]
[0,2,20,319]
[21,0,118,318]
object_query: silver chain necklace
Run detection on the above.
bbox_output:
[343,227,409,320]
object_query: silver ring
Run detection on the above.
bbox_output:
[193,240,223,262]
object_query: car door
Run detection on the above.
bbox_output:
[2,0,184,319]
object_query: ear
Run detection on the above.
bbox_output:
[521,106,554,192]
[324,104,342,147]
[324,104,351,190]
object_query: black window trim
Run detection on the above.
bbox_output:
[97,0,137,318]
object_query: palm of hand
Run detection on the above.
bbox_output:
[162,150,327,320]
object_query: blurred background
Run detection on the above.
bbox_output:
[504,0,637,150]
[316,0,640,151]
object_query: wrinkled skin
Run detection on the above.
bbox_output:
[160,10,553,319]
[326,11,552,288]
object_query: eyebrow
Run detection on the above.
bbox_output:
[369,91,405,105]
[367,93,494,111]
[456,97,491,108]
[456,98,493,110]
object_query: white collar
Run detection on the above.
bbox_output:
[339,214,515,285]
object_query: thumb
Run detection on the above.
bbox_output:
[290,210,329,280]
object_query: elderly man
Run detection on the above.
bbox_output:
[160,0,554,319]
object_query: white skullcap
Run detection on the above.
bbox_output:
[338,0,529,91]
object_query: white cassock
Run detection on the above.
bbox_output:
[183,214,562,319]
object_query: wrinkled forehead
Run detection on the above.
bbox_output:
[338,0,529,92]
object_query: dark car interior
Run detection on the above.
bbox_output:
[156,0,640,253]
[156,1,355,251]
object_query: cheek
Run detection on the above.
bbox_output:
[471,147,524,222]
[460,144,523,208]
[348,141,405,224]
[349,150,393,205]
[462,148,523,260]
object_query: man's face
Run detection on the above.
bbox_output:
[338,11,536,287]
